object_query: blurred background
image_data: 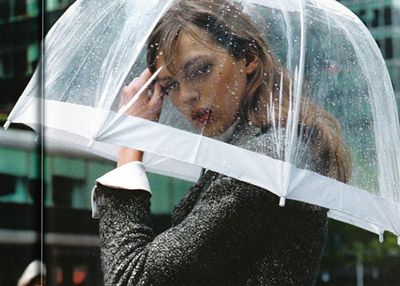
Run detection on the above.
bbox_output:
[0,0,399,285]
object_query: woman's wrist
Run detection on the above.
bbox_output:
[118,147,143,167]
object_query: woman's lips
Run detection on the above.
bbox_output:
[192,108,212,124]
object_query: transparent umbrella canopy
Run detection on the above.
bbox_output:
[5,0,400,242]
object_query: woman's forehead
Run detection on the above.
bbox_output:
[155,27,227,76]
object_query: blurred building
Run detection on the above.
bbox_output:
[338,0,400,113]
[0,0,74,118]
[0,1,192,285]
[0,128,192,285]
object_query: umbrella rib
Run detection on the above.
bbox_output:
[118,67,163,115]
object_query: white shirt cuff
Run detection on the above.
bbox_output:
[91,161,151,218]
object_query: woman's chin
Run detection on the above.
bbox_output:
[196,124,225,137]
[190,118,234,138]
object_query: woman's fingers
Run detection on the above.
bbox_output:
[120,69,152,106]
[128,69,151,91]
[119,69,163,122]
[126,77,139,92]
[123,69,152,101]
[145,82,163,121]
[149,82,163,106]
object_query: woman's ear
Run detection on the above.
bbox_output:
[245,51,259,75]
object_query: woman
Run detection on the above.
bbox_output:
[93,0,351,285]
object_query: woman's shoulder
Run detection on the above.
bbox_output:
[230,124,317,171]
[229,124,283,160]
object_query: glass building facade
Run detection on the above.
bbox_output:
[0,0,74,118]
[339,0,400,115]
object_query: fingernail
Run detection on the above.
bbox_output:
[141,69,150,76]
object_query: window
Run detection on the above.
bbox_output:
[0,59,4,77]
[384,7,392,26]
[0,173,17,196]
[52,176,84,208]
[27,0,38,16]
[371,9,380,27]
[13,47,28,77]
[0,51,11,77]
[0,0,10,19]
[14,0,27,16]
[27,44,39,75]
[0,47,28,78]
[358,9,368,26]
[385,38,393,59]
[46,0,65,12]
[28,178,42,205]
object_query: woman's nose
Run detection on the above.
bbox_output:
[179,84,201,105]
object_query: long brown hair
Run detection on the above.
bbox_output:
[146,0,351,183]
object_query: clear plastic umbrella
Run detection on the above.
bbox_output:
[5,0,400,242]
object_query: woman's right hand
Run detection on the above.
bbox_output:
[120,68,164,122]
[118,69,163,166]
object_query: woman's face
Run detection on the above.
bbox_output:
[155,26,256,137]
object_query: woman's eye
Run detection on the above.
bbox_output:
[162,81,179,95]
[189,64,212,78]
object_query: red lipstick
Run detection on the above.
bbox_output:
[192,108,212,124]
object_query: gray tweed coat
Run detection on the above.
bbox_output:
[95,124,328,286]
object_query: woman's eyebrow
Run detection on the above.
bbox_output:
[183,56,209,73]
[157,76,173,83]
[157,56,210,81]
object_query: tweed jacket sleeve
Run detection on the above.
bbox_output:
[95,126,327,286]
[95,173,278,286]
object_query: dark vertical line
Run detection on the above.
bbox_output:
[41,0,47,283]
[34,0,42,265]
[36,0,46,283]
